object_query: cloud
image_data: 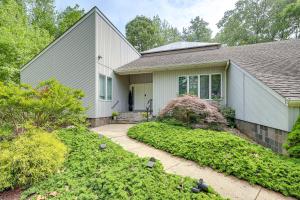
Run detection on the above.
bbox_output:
[55,0,238,37]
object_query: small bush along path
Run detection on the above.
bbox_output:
[21,128,224,200]
[127,122,300,199]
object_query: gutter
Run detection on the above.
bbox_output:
[286,98,300,107]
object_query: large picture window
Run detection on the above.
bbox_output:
[211,74,221,99]
[178,76,187,95]
[99,74,112,100]
[178,74,222,100]
[189,76,198,96]
[200,75,209,99]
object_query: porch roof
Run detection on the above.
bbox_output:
[115,39,300,100]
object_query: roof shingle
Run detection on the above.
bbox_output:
[116,39,300,99]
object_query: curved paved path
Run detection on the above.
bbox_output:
[91,124,295,200]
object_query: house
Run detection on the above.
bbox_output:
[20,7,300,153]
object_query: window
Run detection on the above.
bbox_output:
[178,74,222,100]
[107,77,112,100]
[99,74,112,100]
[211,74,221,99]
[189,76,198,96]
[178,76,187,95]
[200,75,209,99]
[99,74,106,100]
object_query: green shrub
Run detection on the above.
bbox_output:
[285,116,300,157]
[128,122,300,198]
[0,79,87,134]
[220,106,236,128]
[0,129,67,191]
[21,128,224,200]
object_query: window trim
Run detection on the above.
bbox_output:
[99,74,113,101]
[177,73,222,100]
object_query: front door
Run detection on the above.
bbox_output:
[132,83,152,111]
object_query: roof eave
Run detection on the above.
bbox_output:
[114,61,228,75]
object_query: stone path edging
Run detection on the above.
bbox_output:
[91,124,295,200]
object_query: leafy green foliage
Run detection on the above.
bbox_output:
[126,15,182,52]
[0,0,52,82]
[21,128,224,200]
[285,116,300,157]
[182,16,212,42]
[0,79,87,135]
[281,0,300,39]
[128,122,300,198]
[220,106,236,128]
[28,0,57,36]
[126,16,159,52]
[215,0,292,46]
[0,129,67,191]
[56,4,85,37]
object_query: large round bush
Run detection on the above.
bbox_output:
[159,95,226,129]
[0,130,67,191]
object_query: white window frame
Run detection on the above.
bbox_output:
[177,73,222,100]
[99,74,113,101]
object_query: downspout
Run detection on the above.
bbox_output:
[224,60,230,106]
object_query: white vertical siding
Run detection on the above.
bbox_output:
[227,63,290,131]
[153,67,226,115]
[21,12,96,117]
[95,14,139,117]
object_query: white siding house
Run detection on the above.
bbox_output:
[21,7,139,119]
[21,6,299,152]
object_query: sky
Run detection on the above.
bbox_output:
[55,0,238,36]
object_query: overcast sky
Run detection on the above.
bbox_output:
[55,0,238,36]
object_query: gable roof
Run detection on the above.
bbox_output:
[20,6,139,72]
[116,39,300,100]
[141,41,221,54]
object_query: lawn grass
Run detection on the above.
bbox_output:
[127,122,300,199]
[21,128,224,200]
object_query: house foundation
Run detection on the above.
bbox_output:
[236,119,288,154]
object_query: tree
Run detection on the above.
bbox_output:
[126,16,160,52]
[26,0,57,36]
[153,15,181,45]
[0,0,52,82]
[182,16,212,42]
[281,0,300,39]
[215,0,292,46]
[56,4,84,37]
[126,15,182,52]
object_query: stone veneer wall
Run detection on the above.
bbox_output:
[236,119,288,154]
[88,117,111,127]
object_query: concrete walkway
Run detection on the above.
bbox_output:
[91,124,295,200]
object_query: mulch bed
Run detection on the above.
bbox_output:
[0,188,21,200]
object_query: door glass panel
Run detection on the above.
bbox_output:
[211,74,221,99]
[200,75,209,99]
[178,76,187,96]
[189,75,198,96]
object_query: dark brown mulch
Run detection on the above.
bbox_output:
[0,188,21,200]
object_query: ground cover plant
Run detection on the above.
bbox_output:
[128,122,300,198]
[21,128,224,200]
